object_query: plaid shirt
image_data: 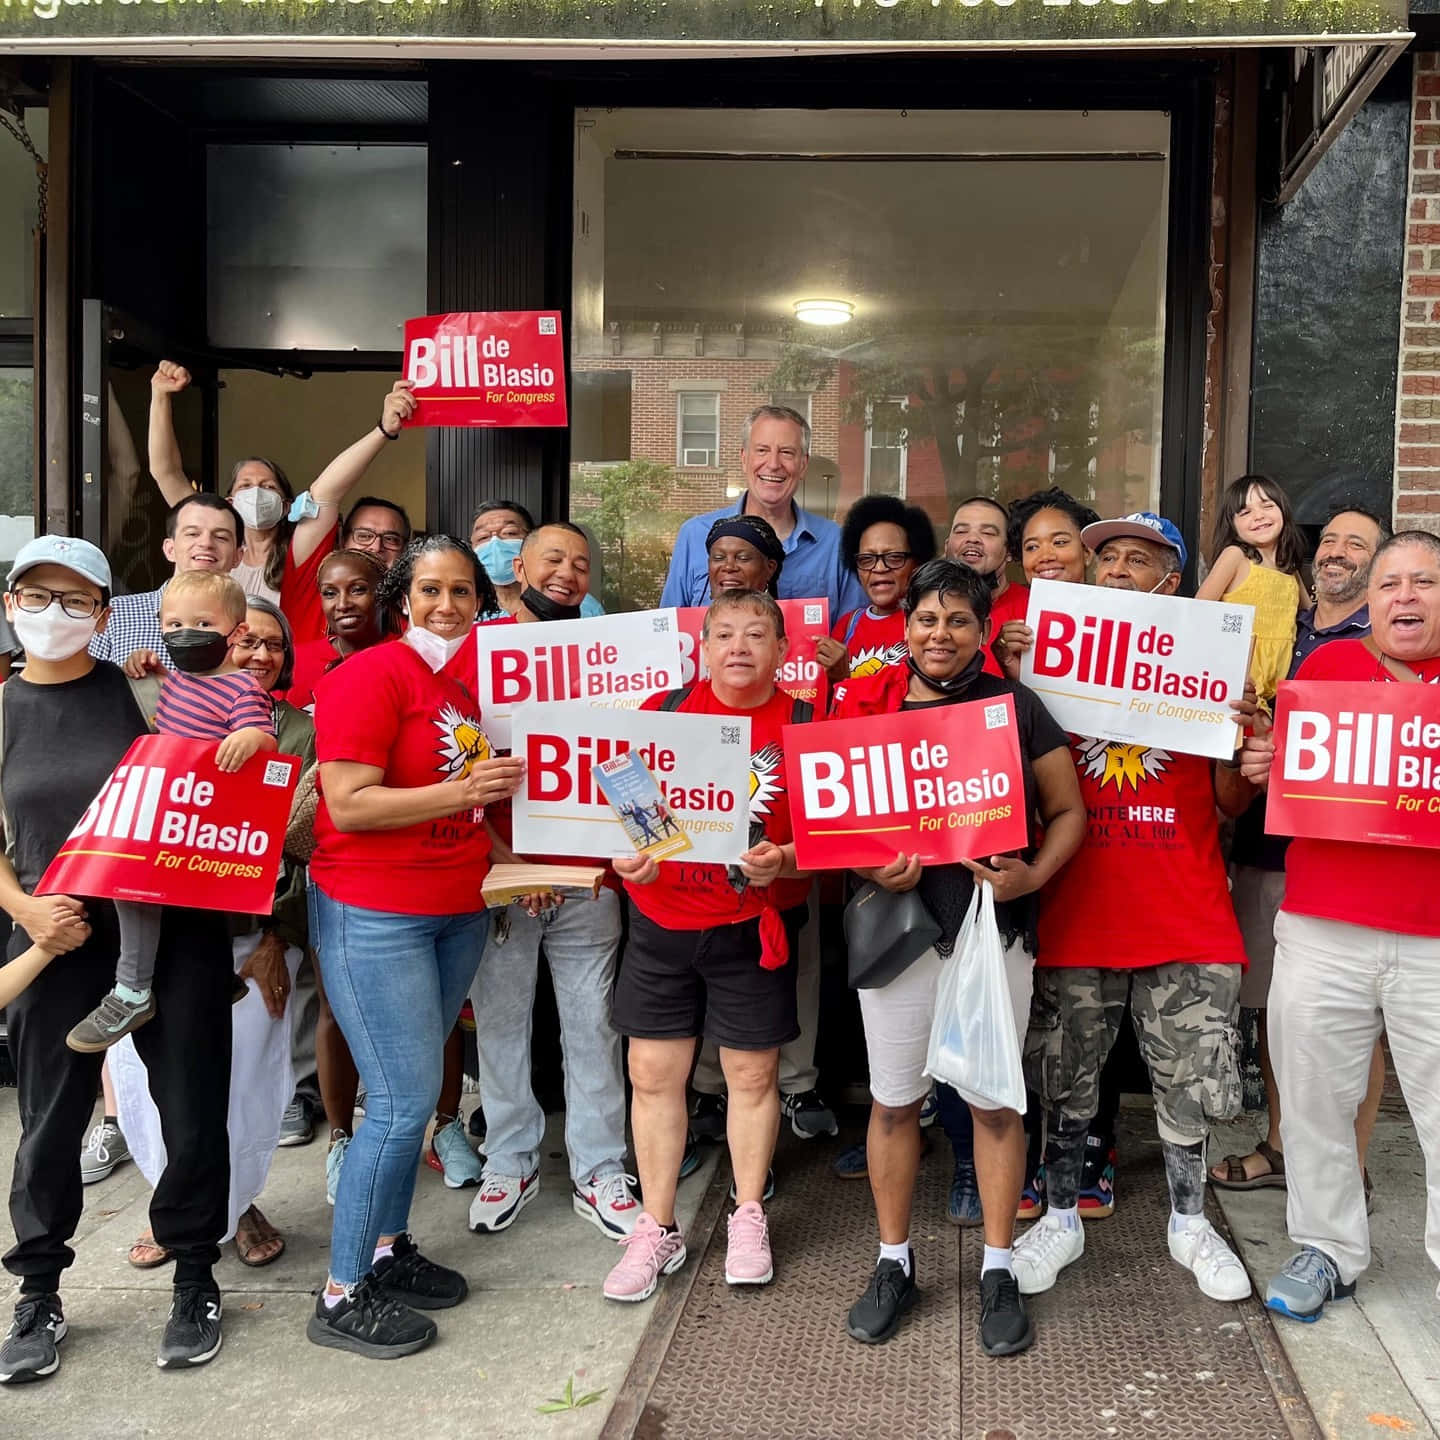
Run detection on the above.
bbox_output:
[89,583,174,670]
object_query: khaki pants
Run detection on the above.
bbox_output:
[1270,911,1440,1285]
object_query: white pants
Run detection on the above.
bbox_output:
[1270,910,1440,1285]
[113,931,301,1242]
[858,937,1033,1110]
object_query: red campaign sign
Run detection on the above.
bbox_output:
[402,311,568,428]
[782,698,1028,870]
[676,599,830,710]
[1267,680,1440,849]
[37,735,301,915]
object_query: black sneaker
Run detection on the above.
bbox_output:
[846,1253,917,1344]
[689,1092,727,1142]
[979,1269,1033,1357]
[781,1089,839,1140]
[306,1274,438,1359]
[728,1168,776,1203]
[0,1294,66,1384]
[372,1234,468,1311]
[467,1104,487,1143]
[156,1284,222,1369]
[678,1132,702,1181]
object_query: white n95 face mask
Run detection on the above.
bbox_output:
[11,606,99,662]
[231,487,287,532]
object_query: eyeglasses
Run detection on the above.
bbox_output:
[855,551,913,572]
[232,636,286,657]
[9,585,102,619]
[348,528,407,552]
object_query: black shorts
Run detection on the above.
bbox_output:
[612,904,806,1051]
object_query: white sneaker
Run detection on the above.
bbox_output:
[468,1166,540,1233]
[573,1171,642,1239]
[1168,1216,1252,1301]
[1011,1213,1085,1295]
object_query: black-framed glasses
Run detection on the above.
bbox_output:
[855,550,912,572]
[348,528,407,552]
[9,585,102,619]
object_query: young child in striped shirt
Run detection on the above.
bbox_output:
[65,572,276,1052]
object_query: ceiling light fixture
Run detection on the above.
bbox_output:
[793,298,854,327]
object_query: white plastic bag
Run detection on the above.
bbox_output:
[924,880,1027,1114]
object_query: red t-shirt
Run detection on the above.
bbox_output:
[285,633,399,712]
[831,606,907,680]
[623,682,807,931]
[279,526,338,648]
[310,639,494,916]
[1282,639,1440,937]
[1037,735,1245,969]
[983,580,1031,678]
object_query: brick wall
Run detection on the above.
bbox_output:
[1396,52,1440,532]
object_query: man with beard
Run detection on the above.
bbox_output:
[945,496,1029,675]
[1210,507,1389,1201]
[1002,513,1256,1305]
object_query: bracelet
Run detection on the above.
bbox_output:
[377,420,400,441]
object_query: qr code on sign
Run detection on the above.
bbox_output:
[983,703,1010,730]
[262,760,293,787]
[720,725,741,745]
[652,616,670,633]
[538,316,557,335]
[804,604,823,625]
[1221,613,1243,635]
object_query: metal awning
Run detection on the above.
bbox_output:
[0,0,1415,58]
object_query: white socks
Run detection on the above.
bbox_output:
[982,1245,1013,1276]
[1170,1210,1202,1234]
[878,1241,912,1276]
[1048,1204,1080,1231]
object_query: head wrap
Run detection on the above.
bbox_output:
[704,514,785,594]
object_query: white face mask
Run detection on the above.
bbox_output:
[403,624,468,673]
[231,487,287,532]
[11,605,100,662]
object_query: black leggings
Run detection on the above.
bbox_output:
[4,904,233,1293]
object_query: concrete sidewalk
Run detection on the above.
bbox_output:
[0,1093,715,1440]
[1212,1100,1440,1440]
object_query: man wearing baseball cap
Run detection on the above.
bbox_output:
[1003,512,1257,1306]
[0,535,233,1382]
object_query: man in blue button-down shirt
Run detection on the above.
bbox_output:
[660,405,865,617]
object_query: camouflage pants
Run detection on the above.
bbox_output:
[1024,962,1243,1147]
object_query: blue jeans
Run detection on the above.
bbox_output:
[310,884,486,1287]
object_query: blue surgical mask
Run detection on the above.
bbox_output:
[476,536,524,587]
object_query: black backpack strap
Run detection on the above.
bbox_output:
[788,696,814,724]
[659,685,695,713]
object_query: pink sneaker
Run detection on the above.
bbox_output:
[603,1213,687,1303]
[725,1201,774,1286]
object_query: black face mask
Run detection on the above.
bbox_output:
[906,648,986,698]
[520,586,582,624]
[162,627,233,674]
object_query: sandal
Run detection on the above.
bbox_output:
[234,1204,286,1267]
[1210,1138,1287,1191]
[128,1229,172,1269]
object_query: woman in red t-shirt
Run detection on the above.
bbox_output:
[306,535,525,1362]
[816,495,936,685]
[286,550,399,710]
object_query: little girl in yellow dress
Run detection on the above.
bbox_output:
[1197,474,1310,708]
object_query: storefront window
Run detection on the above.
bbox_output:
[0,368,35,568]
[570,107,1169,611]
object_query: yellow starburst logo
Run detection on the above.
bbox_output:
[434,702,491,779]
[749,741,784,819]
[848,642,907,679]
[1075,736,1171,793]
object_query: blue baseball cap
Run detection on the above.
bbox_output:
[7,534,112,592]
[1081,512,1187,571]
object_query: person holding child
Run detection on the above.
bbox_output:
[64,572,278,1052]
[0,535,234,1382]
